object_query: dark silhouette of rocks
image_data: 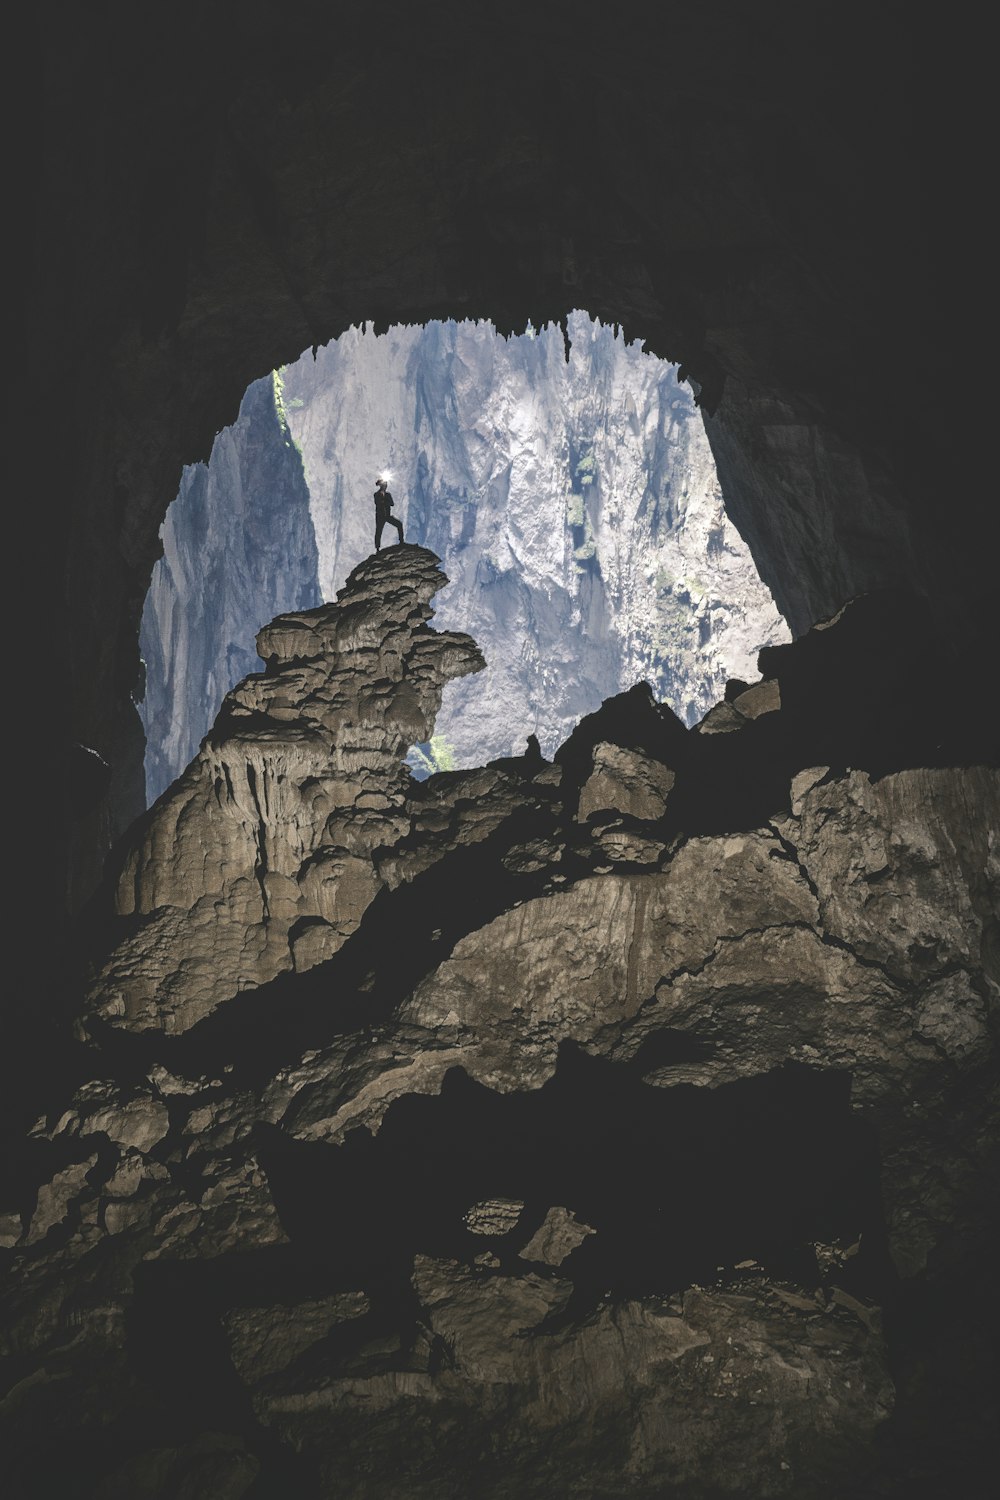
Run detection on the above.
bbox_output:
[4,547,996,1496]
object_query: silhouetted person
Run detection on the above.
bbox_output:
[486,733,547,779]
[374,478,404,552]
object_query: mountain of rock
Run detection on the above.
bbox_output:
[97,547,483,1033]
[140,313,789,800]
[6,547,996,1497]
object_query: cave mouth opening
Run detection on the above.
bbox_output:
[138,310,789,806]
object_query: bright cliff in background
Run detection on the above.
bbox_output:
[139,312,788,803]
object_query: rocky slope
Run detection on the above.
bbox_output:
[141,313,788,798]
[107,548,482,1032]
[5,548,996,1497]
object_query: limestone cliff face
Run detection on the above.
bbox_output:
[96,547,483,1033]
[139,374,323,804]
[141,314,788,797]
[284,313,789,765]
[6,550,996,1497]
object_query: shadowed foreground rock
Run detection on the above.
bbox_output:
[3,549,997,1497]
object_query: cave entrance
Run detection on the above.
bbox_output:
[138,311,788,804]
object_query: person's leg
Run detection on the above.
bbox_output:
[388,515,404,544]
[375,517,385,551]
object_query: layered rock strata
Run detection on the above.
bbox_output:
[5,550,997,1498]
[91,546,483,1034]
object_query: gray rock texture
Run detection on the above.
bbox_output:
[519,1205,596,1266]
[282,314,789,764]
[577,742,676,822]
[6,550,997,1496]
[140,314,788,798]
[139,375,322,804]
[91,546,483,1033]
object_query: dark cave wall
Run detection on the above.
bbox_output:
[39,0,953,908]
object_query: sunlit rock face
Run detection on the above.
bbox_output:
[140,376,322,802]
[9,548,995,1496]
[140,313,788,799]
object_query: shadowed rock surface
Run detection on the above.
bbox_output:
[5,548,997,1497]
